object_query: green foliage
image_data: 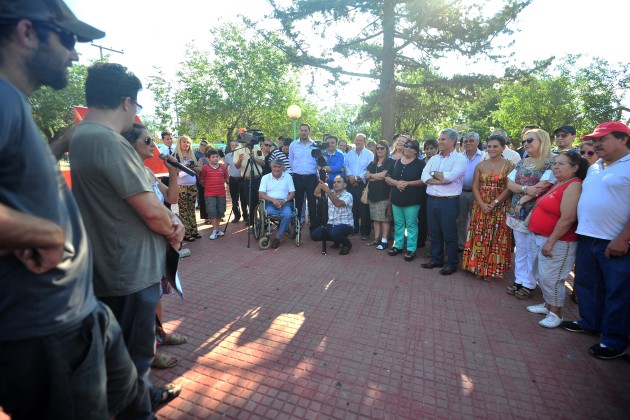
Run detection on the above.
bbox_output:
[30,64,87,143]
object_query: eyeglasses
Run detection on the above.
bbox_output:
[35,22,77,51]
[463,139,476,144]
[580,150,595,156]
[123,97,143,114]
[524,137,538,144]
[376,146,386,150]
[143,137,152,145]
[554,133,569,139]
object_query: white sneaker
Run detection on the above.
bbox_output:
[539,312,562,328]
[178,248,191,258]
[209,230,218,240]
[527,303,549,315]
[216,229,225,237]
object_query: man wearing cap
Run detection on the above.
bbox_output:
[552,125,578,154]
[561,121,630,360]
[421,128,467,275]
[70,63,185,417]
[0,1,138,418]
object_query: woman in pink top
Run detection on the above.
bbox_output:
[526,151,589,328]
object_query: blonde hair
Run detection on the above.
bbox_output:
[175,135,194,161]
[524,128,553,170]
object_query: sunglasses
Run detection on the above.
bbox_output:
[554,133,569,139]
[35,21,77,51]
[463,139,476,144]
[580,150,595,156]
[376,146,386,150]
[143,137,152,145]
[524,137,538,144]
[263,143,273,147]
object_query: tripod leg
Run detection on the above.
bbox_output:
[222,206,233,234]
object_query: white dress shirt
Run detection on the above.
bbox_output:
[421,151,467,197]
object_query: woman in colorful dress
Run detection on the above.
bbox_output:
[461,136,515,280]
[505,128,556,299]
[175,135,202,241]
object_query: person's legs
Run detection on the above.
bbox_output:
[328,224,353,248]
[402,205,420,253]
[305,174,319,229]
[347,183,363,232]
[441,198,460,269]
[574,235,603,333]
[197,182,207,220]
[456,191,473,249]
[391,204,406,250]
[292,174,306,221]
[276,203,293,238]
[359,195,371,238]
[178,185,198,236]
[427,198,444,265]
[536,237,576,316]
[418,194,428,247]
[228,177,242,220]
[101,283,160,420]
[309,225,325,242]
[513,229,533,286]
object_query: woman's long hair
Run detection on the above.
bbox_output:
[524,128,553,170]
[121,123,146,145]
[372,140,390,164]
[175,135,194,161]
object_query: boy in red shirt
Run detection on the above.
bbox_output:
[199,149,229,239]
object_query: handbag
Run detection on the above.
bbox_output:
[361,183,369,204]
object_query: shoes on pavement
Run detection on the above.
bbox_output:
[439,267,456,275]
[588,343,627,360]
[561,320,597,334]
[193,233,202,239]
[527,303,549,315]
[330,242,340,249]
[507,283,522,295]
[271,238,280,249]
[388,247,403,256]
[421,262,444,269]
[404,251,416,262]
[178,248,191,259]
[209,230,218,240]
[216,230,225,237]
[539,312,562,328]
[376,240,388,250]
[340,245,351,255]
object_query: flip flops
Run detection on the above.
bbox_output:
[151,352,178,369]
[151,383,182,411]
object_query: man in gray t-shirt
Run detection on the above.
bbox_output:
[0,2,136,418]
[70,62,184,418]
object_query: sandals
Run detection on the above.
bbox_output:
[366,239,380,246]
[157,332,187,346]
[151,352,178,369]
[388,247,402,256]
[183,236,195,242]
[514,286,534,300]
[506,283,522,295]
[404,251,416,262]
[376,241,388,250]
[151,383,182,411]
[193,233,202,239]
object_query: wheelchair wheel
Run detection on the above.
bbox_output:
[295,219,301,247]
[287,222,296,239]
[253,205,264,240]
[259,236,271,250]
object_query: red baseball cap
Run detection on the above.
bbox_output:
[582,121,630,141]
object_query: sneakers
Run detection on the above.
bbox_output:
[209,230,218,240]
[589,343,627,360]
[539,312,562,328]
[216,229,225,237]
[340,245,351,255]
[376,240,388,250]
[527,303,549,315]
[178,248,191,259]
[271,238,280,249]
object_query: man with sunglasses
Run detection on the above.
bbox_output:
[552,125,578,154]
[70,63,185,418]
[0,1,139,418]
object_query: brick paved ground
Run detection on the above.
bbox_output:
[153,210,630,419]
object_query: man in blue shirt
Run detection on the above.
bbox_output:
[322,135,345,188]
[289,123,319,230]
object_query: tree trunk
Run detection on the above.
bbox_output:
[380,0,396,142]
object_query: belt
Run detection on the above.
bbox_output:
[462,189,472,192]
[293,173,316,177]
[429,195,459,200]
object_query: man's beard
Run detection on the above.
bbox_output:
[27,41,69,90]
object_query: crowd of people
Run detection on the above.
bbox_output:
[1,1,629,418]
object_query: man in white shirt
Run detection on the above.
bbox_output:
[344,133,374,239]
[457,132,484,251]
[562,121,630,360]
[259,161,296,249]
[421,128,467,275]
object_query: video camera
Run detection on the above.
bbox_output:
[310,142,328,167]
[239,129,264,149]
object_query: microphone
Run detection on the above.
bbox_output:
[159,153,196,176]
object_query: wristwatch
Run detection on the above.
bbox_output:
[494,199,499,205]
[430,171,435,177]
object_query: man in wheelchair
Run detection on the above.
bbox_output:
[258,160,296,248]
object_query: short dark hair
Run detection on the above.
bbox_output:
[300,123,311,131]
[161,131,172,139]
[85,63,142,110]
[282,137,292,147]
[121,123,146,145]
[486,135,506,147]
[424,139,438,149]
[610,131,630,149]
[205,149,219,157]
[327,136,338,144]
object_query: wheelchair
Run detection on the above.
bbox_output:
[253,199,301,249]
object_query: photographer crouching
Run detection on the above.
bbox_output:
[310,175,354,255]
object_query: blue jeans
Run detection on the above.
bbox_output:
[427,196,460,269]
[0,302,137,419]
[392,204,420,252]
[310,224,353,248]
[265,202,293,239]
[575,235,630,352]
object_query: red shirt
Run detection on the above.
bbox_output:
[529,178,581,242]
[200,164,228,197]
